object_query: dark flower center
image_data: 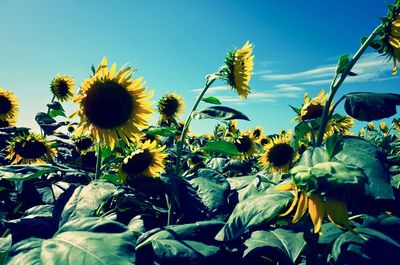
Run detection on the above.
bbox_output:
[0,119,10,128]
[0,96,12,114]
[75,137,93,150]
[253,129,261,139]
[260,138,269,146]
[83,80,134,129]
[268,143,294,167]
[55,80,70,97]
[122,149,153,175]
[159,97,179,117]
[14,140,48,159]
[234,135,252,153]
[301,104,323,120]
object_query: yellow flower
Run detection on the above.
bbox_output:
[74,57,154,149]
[188,149,205,168]
[50,74,75,102]
[388,13,400,75]
[251,126,264,141]
[367,122,376,131]
[380,121,389,133]
[277,184,350,234]
[73,135,94,152]
[157,92,185,121]
[233,132,257,159]
[0,88,18,125]
[0,118,14,128]
[293,89,329,122]
[220,41,254,99]
[120,140,167,181]
[325,115,354,137]
[226,120,239,137]
[259,136,270,146]
[259,132,297,173]
[359,128,365,138]
[5,133,57,164]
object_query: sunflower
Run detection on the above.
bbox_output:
[226,119,239,137]
[0,118,14,128]
[73,135,94,152]
[120,140,167,182]
[325,115,354,137]
[293,90,329,122]
[251,126,264,141]
[367,122,376,131]
[5,133,57,164]
[0,88,18,124]
[277,183,350,234]
[157,92,184,121]
[220,41,254,99]
[359,128,365,138]
[259,132,297,173]
[188,149,206,168]
[74,57,154,149]
[233,132,257,159]
[259,136,270,146]
[380,121,389,134]
[50,74,75,102]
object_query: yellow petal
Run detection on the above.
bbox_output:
[292,191,308,223]
[308,194,325,234]
[275,182,294,191]
[326,198,350,229]
[280,186,299,217]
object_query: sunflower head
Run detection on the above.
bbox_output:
[5,133,57,164]
[188,149,206,168]
[74,57,154,149]
[260,136,270,146]
[324,114,354,138]
[120,140,167,183]
[259,132,297,173]
[372,1,400,74]
[0,88,18,124]
[220,41,254,99]
[380,121,389,133]
[367,122,376,131]
[0,118,14,128]
[294,90,329,122]
[50,74,75,102]
[233,132,257,159]
[67,125,75,134]
[73,135,94,152]
[251,126,264,140]
[157,92,184,121]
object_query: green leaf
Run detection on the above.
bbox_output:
[0,235,12,265]
[57,217,129,234]
[215,191,293,241]
[289,105,301,115]
[330,227,400,265]
[6,230,135,265]
[203,140,242,156]
[48,109,66,118]
[0,165,58,182]
[243,229,306,264]
[336,54,350,74]
[192,106,250,121]
[202,96,222,105]
[143,126,177,137]
[334,136,394,200]
[325,134,343,160]
[100,173,123,185]
[186,169,230,215]
[297,147,330,167]
[344,92,400,121]
[47,101,65,112]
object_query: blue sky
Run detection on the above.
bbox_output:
[0,0,398,135]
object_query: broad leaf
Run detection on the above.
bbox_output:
[243,229,305,264]
[344,92,400,121]
[215,191,293,241]
[192,106,250,121]
[0,164,58,182]
[203,140,241,156]
[297,147,330,167]
[47,101,65,111]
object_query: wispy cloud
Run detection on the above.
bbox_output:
[274,84,304,92]
[218,90,302,105]
[190,85,229,94]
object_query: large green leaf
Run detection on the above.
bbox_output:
[186,169,230,216]
[344,92,400,121]
[334,136,394,200]
[59,181,117,227]
[0,164,59,182]
[192,106,250,121]
[243,229,305,264]
[330,227,400,265]
[6,230,136,265]
[203,140,241,156]
[215,191,293,241]
[297,147,330,167]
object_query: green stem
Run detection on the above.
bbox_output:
[175,75,217,176]
[316,24,383,146]
[95,140,102,180]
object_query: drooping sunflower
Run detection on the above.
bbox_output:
[5,133,57,164]
[157,92,184,121]
[0,88,18,124]
[293,89,329,122]
[259,132,297,173]
[220,41,254,99]
[233,132,257,159]
[74,57,154,149]
[120,140,167,182]
[325,115,354,137]
[50,74,75,102]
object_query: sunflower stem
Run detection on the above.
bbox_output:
[95,140,102,180]
[175,75,217,176]
[304,219,320,265]
[315,24,383,146]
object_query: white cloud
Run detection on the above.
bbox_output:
[191,85,229,94]
[274,84,304,92]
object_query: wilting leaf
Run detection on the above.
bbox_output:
[330,227,400,265]
[203,141,242,156]
[243,229,305,264]
[334,136,394,200]
[202,96,222,105]
[344,92,400,121]
[215,191,293,241]
[192,106,250,121]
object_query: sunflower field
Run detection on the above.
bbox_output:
[1,2,400,265]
